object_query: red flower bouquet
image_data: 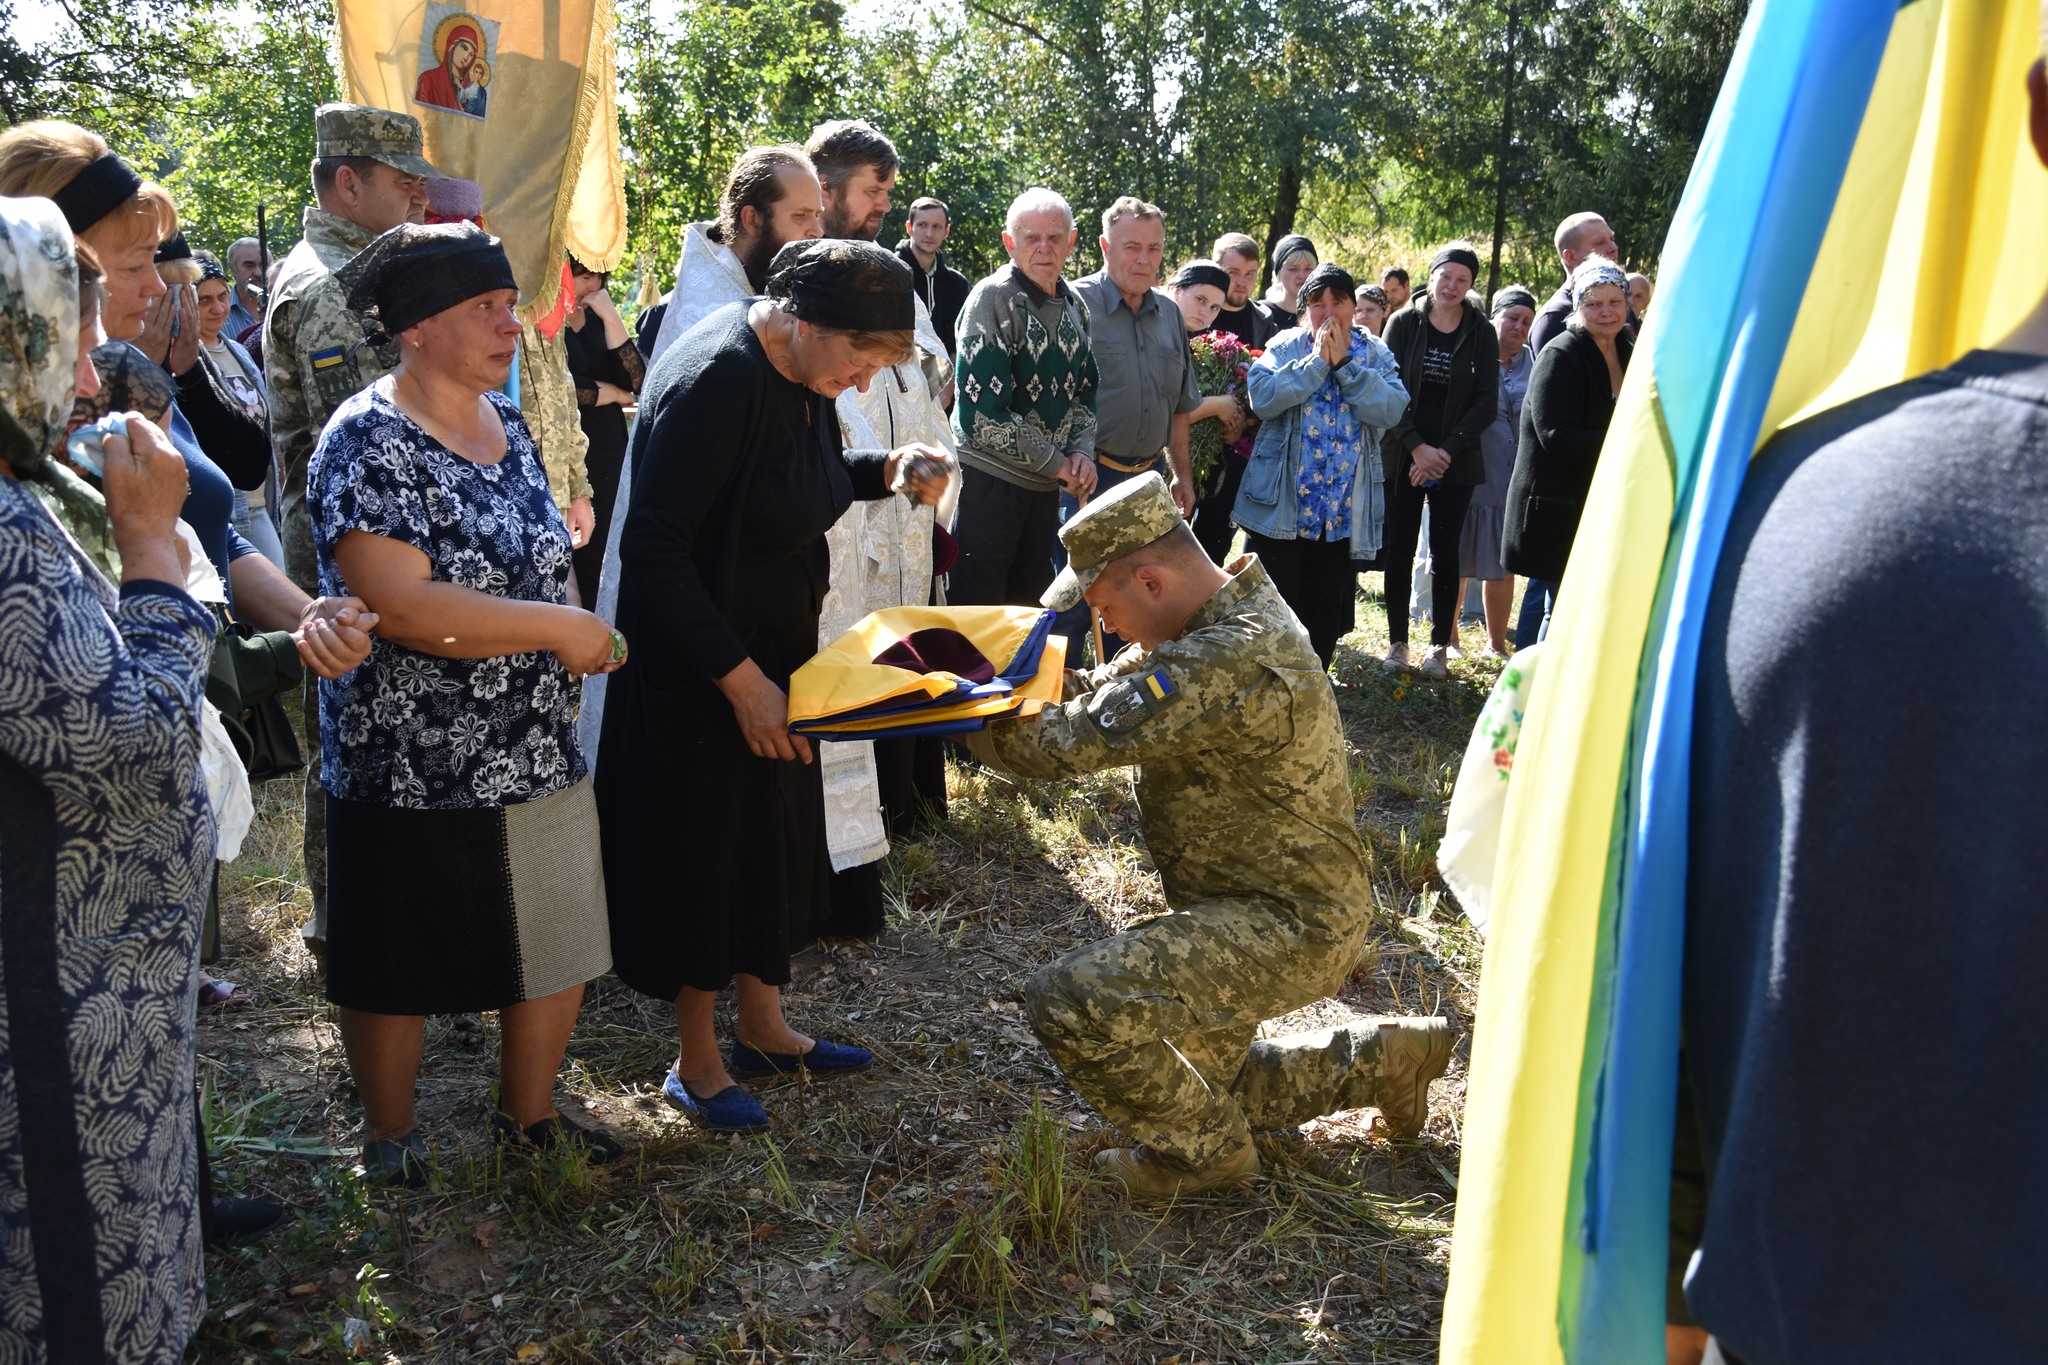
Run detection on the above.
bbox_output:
[1188,331,1260,491]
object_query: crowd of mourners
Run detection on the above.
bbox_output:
[0,95,1651,1364]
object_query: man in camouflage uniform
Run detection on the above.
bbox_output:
[966,473,1453,1197]
[265,103,440,953]
[266,102,441,587]
[517,313,595,555]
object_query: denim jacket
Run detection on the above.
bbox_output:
[1232,325,1408,560]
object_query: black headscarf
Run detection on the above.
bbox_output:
[1430,244,1482,279]
[1169,260,1231,294]
[1491,285,1537,316]
[1270,234,1317,273]
[1298,262,1356,305]
[765,239,914,332]
[50,152,143,235]
[338,221,518,339]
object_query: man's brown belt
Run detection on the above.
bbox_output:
[1093,451,1161,475]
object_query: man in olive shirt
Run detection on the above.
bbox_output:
[967,474,1452,1198]
[267,104,440,590]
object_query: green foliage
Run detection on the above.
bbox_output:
[158,0,339,259]
[10,0,1747,303]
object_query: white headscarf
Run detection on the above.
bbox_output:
[0,195,82,471]
[1570,258,1631,311]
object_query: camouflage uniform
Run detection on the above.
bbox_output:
[967,474,1434,1172]
[262,103,439,949]
[265,103,440,590]
[517,322,592,514]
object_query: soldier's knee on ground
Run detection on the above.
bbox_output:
[1024,959,1085,1048]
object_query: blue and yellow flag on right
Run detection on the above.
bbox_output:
[1442,2,2048,1361]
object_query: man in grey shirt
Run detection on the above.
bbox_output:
[1072,195,1202,517]
[1065,195,1201,653]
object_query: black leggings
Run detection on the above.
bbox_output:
[1381,476,1474,647]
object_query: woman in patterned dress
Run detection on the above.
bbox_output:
[308,223,629,1186]
[1456,284,1536,658]
[0,195,218,1365]
[1231,263,1410,669]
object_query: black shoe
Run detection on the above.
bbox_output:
[207,1196,288,1248]
[491,1109,626,1165]
[361,1129,432,1189]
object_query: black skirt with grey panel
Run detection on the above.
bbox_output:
[323,779,612,1015]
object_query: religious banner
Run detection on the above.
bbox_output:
[338,0,625,318]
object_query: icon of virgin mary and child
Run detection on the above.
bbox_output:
[415,13,491,120]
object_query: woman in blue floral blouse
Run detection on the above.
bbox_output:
[309,223,629,1187]
[1232,263,1410,668]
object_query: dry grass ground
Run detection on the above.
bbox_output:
[190,578,1509,1364]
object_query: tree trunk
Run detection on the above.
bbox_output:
[1486,0,1521,307]
[1261,156,1301,292]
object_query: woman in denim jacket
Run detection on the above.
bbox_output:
[1231,263,1407,668]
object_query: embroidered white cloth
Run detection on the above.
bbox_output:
[1437,642,1542,934]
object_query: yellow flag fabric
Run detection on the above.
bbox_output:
[338,0,626,317]
[786,605,1057,725]
[1441,1,2048,1360]
[801,636,1068,734]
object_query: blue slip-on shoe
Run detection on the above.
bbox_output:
[661,1068,771,1134]
[729,1038,874,1080]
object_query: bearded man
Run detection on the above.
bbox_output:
[803,116,962,872]
[643,145,823,367]
[583,145,825,753]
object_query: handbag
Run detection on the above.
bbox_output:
[205,606,306,782]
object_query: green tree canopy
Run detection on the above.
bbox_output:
[5,0,1747,306]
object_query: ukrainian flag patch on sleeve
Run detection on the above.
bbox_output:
[1096,667,1181,735]
[311,346,345,369]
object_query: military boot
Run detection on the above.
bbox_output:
[1093,1141,1261,1200]
[1372,1017,1454,1140]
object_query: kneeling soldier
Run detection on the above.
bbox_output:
[965,473,1453,1197]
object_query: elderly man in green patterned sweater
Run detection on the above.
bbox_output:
[966,473,1454,1198]
[948,187,1100,607]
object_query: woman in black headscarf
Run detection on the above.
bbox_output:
[309,222,628,1185]
[1260,233,1319,331]
[598,239,952,1135]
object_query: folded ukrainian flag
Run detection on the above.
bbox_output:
[1443,2,2048,1360]
[789,606,1067,740]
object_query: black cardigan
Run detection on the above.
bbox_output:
[1501,322,1634,582]
[174,354,274,491]
[1380,293,1500,486]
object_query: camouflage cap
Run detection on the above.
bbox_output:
[314,103,444,180]
[1041,472,1184,612]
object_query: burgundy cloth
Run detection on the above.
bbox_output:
[932,523,959,576]
[873,628,994,683]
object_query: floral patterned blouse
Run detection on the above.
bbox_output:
[1293,330,1377,542]
[310,385,583,810]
